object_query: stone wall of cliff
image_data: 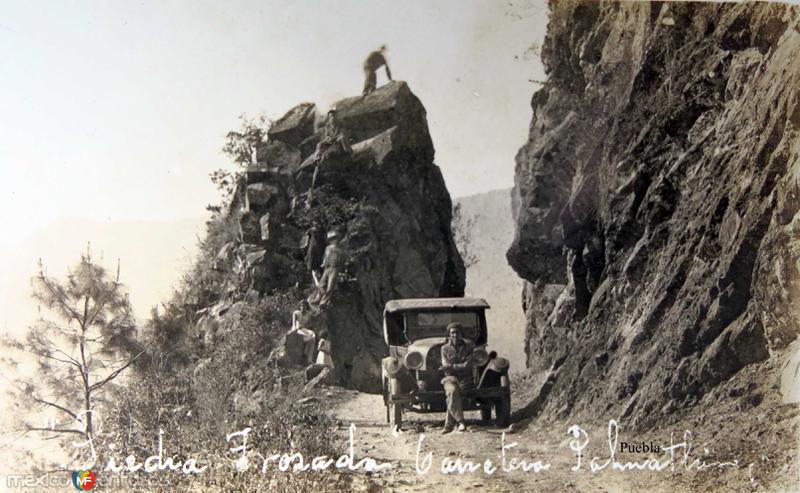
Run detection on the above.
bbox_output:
[508,1,800,425]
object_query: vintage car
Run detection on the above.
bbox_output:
[381,297,511,427]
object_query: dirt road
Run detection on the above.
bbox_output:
[327,390,710,493]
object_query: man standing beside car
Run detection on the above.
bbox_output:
[440,322,474,433]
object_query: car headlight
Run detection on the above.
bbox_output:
[404,351,424,370]
[471,349,489,366]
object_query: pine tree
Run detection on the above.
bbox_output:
[1,247,146,469]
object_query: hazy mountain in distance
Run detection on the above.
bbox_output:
[455,188,526,369]
[0,217,205,337]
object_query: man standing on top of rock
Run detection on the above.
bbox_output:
[362,45,392,96]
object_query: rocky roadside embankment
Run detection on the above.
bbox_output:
[507,1,799,488]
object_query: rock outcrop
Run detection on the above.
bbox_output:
[508,1,800,425]
[205,81,464,392]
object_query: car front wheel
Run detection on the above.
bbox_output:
[382,378,391,423]
[389,378,403,427]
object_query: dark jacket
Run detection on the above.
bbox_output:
[441,339,475,379]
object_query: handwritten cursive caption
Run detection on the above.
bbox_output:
[67,418,753,482]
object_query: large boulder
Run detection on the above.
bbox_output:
[334,81,433,153]
[213,82,464,392]
[304,82,464,392]
[257,140,302,174]
[267,102,318,148]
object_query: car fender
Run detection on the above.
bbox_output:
[486,357,509,374]
[478,357,510,388]
[382,355,404,378]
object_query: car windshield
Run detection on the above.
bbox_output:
[404,311,480,341]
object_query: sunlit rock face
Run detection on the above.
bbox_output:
[209,81,464,392]
[508,0,800,425]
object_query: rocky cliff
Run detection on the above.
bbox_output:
[508,1,800,426]
[200,81,464,393]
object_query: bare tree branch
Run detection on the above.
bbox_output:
[17,345,82,369]
[20,389,79,421]
[52,349,82,367]
[90,343,151,392]
[20,426,86,436]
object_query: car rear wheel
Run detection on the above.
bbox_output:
[480,404,492,424]
[495,395,511,428]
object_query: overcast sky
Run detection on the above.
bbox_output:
[0,0,548,334]
[0,0,547,249]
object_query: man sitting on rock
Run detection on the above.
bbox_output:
[288,300,316,365]
[439,322,474,433]
[314,108,351,162]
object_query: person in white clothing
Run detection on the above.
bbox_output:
[316,330,333,368]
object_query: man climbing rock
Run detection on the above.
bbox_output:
[317,229,343,306]
[439,322,475,433]
[305,223,326,286]
[362,45,392,96]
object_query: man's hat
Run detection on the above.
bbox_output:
[327,230,341,240]
[446,322,463,332]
